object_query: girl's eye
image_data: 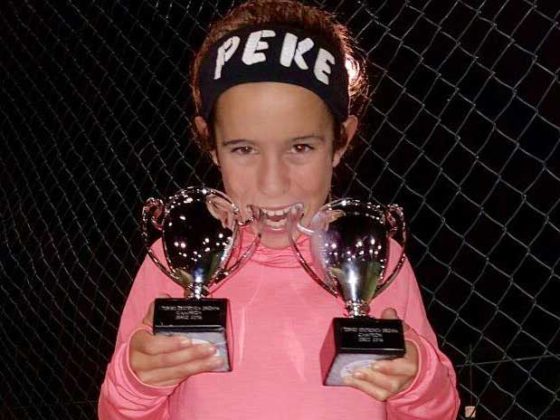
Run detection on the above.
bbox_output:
[292,144,314,153]
[231,146,254,155]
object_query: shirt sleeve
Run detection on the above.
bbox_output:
[98,241,182,419]
[385,258,460,419]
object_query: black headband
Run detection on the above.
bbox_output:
[198,25,350,121]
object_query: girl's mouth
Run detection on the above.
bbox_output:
[260,206,294,230]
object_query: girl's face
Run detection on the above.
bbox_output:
[196,82,357,249]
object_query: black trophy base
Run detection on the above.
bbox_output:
[320,317,405,386]
[153,297,232,372]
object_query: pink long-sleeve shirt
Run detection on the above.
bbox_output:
[99,238,459,419]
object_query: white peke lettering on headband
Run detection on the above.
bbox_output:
[213,30,335,85]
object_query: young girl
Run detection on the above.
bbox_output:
[99,1,460,418]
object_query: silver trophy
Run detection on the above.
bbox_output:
[288,199,407,385]
[141,186,262,371]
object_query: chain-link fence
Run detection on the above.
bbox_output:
[1,0,559,418]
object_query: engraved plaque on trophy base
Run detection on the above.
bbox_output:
[153,297,232,371]
[320,317,405,386]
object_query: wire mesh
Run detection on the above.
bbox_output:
[1,0,559,418]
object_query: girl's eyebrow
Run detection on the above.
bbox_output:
[221,135,325,146]
[291,134,325,142]
[221,139,255,147]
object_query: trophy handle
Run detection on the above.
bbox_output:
[376,204,408,295]
[287,204,338,296]
[141,198,177,282]
[214,205,264,281]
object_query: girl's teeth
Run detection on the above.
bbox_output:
[265,219,287,229]
[260,206,292,229]
[262,207,290,217]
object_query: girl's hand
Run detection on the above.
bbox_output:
[129,299,224,387]
[343,308,419,401]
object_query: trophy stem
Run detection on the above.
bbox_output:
[191,284,207,300]
[345,300,370,318]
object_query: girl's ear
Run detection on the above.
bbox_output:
[194,116,219,166]
[194,115,209,138]
[333,115,358,168]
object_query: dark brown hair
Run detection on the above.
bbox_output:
[190,0,369,152]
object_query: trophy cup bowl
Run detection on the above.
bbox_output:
[288,199,407,385]
[141,186,262,371]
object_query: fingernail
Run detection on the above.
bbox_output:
[353,371,365,379]
[202,344,216,354]
[210,356,224,367]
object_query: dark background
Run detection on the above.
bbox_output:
[1,0,559,418]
